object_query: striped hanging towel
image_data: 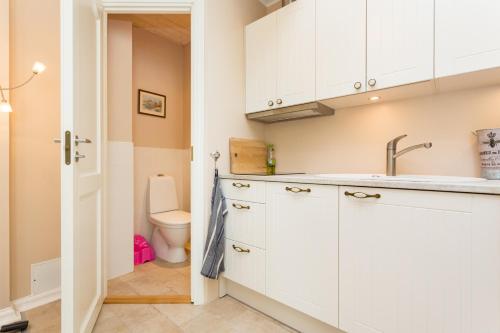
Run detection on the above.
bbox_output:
[201,173,228,279]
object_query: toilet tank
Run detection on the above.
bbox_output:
[148,175,179,214]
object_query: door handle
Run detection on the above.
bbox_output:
[285,186,311,193]
[232,203,250,210]
[75,135,92,145]
[232,182,250,188]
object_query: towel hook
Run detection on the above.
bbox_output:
[210,151,220,176]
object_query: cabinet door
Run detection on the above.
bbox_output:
[275,0,316,108]
[266,183,338,327]
[339,187,500,333]
[245,13,277,114]
[436,0,500,78]
[366,0,434,91]
[316,0,366,100]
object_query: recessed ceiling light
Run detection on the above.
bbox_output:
[369,96,380,101]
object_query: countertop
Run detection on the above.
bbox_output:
[220,174,500,195]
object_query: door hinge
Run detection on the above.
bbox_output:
[190,146,194,162]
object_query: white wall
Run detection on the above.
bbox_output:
[265,85,500,177]
[0,0,10,310]
[203,0,267,301]
[134,147,191,240]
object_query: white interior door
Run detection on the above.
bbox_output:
[61,1,105,332]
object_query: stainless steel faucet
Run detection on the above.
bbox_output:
[386,135,432,176]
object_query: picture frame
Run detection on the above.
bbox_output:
[137,89,166,118]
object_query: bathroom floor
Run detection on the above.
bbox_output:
[108,257,190,296]
[21,297,297,333]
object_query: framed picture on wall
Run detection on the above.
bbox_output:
[138,89,166,118]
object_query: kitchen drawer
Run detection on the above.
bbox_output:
[221,179,266,203]
[224,240,266,295]
[226,199,265,249]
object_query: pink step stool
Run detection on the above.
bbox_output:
[134,235,156,265]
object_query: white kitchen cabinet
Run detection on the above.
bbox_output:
[366,0,434,91]
[266,182,339,327]
[245,0,315,114]
[275,0,316,108]
[435,0,500,78]
[225,240,266,295]
[316,0,367,100]
[226,199,266,249]
[245,13,277,114]
[339,187,500,333]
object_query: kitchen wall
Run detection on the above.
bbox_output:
[0,0,10,310]
[265,85,500,177]
[132,27,191,239]
[9,0,60,299]
[203,0,267,300]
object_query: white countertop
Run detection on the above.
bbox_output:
[220,173,500,195]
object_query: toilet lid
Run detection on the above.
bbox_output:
[150,210,191,227]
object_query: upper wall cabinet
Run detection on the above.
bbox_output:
[366,0,434,91]
[316,0,367,100]
[316,0,434,100]
[245,0,315,114]
[435,0,500,78]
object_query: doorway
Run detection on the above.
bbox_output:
[105,13,192,304]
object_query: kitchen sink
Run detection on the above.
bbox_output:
[313,174,487,183]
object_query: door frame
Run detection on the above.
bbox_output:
[100,0,206,305]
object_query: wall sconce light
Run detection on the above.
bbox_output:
[0,61,46,113]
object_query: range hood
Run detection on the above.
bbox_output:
[246,101,335,123]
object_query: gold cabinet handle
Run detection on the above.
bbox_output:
[232,244,250,253]
[344,191,381,199]
[232,182,250,188]
[232,203,250,210]
[285,186,311,193]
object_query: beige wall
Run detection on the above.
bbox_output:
[265,86,500,177]
[266,1,282,13]
[9,0,60,299]
[132,28,189,149]
[203,0,267,300]
[108,19,133,142]
[0,0,10,310]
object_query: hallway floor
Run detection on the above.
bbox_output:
[21,296,297,333]
[108,258,190,296]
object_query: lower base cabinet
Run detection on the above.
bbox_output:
[266,183,339,327]
[339,187,500,333]
[222,179,500,332]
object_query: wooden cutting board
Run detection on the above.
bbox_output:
[229,138,267,175]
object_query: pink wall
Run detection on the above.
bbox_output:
[132,28,190,149]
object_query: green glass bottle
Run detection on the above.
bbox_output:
[266,144,276,175]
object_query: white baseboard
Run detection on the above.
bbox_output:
[0,305,21,327]
[13,287,61,313]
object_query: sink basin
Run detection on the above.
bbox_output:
[314,174,487,183]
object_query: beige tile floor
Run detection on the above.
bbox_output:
[20,296,297,333]
[108,258,190,296]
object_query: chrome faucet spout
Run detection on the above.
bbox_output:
[393,142,433,159]
[386,135,432,176]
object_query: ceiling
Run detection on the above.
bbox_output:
[110,14,191,46]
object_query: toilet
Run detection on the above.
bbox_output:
[148,175,191,263]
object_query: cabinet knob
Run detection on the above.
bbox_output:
[268,100,274,107]
[276,98,283,105]
[368,79,377,87]
[354,82,362,90]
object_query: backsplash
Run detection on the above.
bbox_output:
[265,85,500,177]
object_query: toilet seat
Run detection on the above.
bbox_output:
[150,210,191,229]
